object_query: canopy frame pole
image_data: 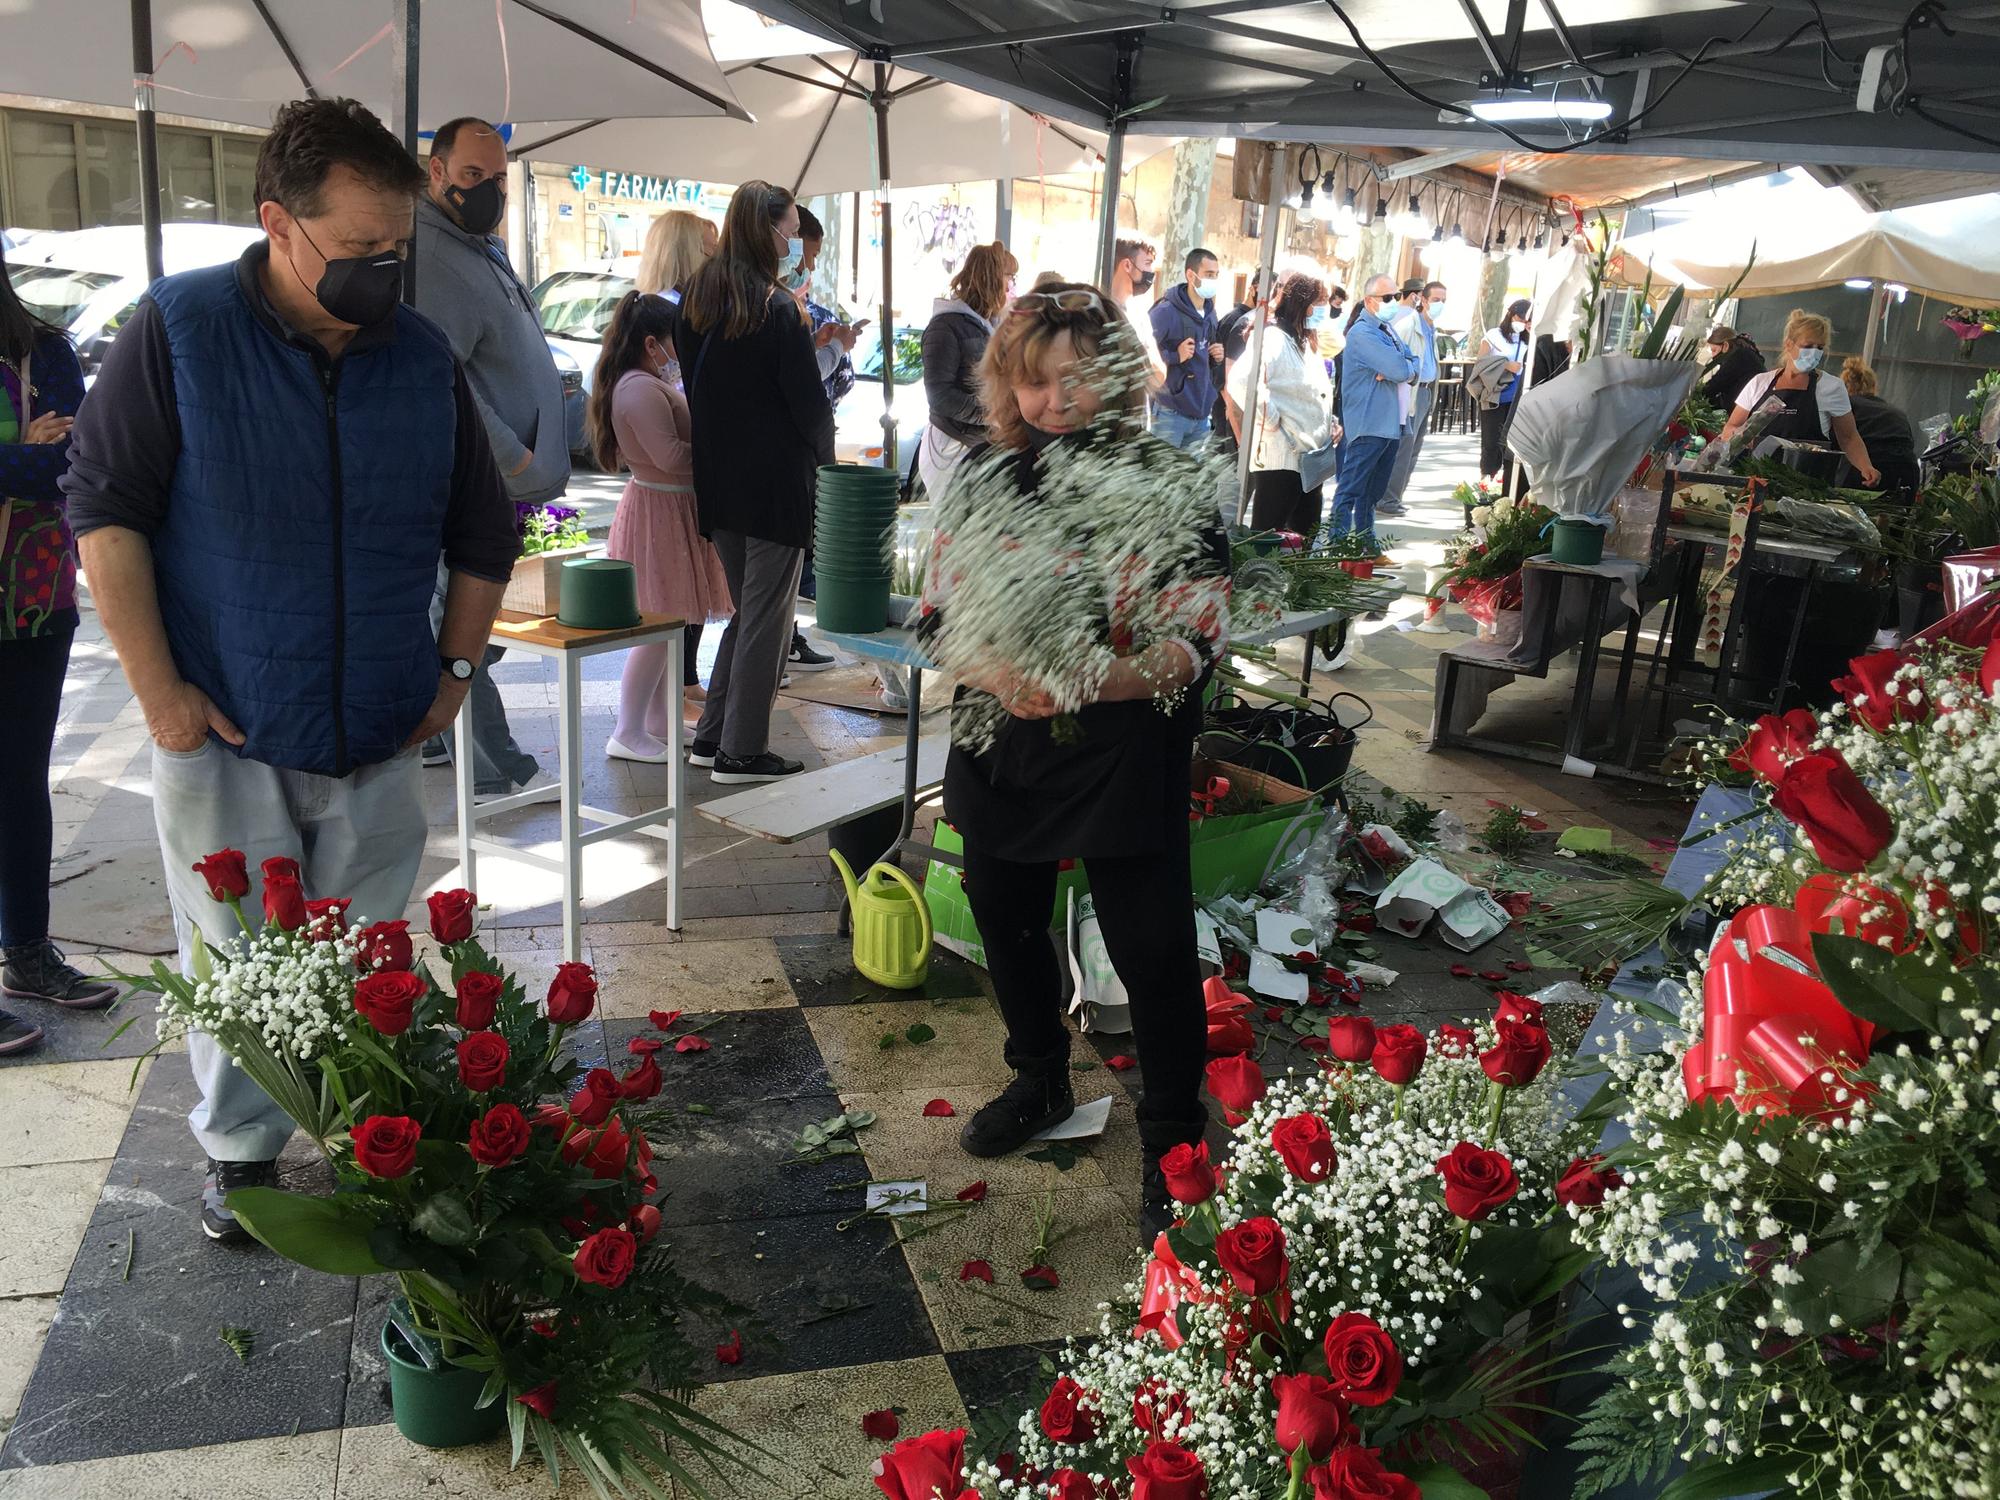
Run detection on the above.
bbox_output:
[248,0,319,98]
[131,0,165,284]
[392,0,420,304]
[1235,144,1288,523]
[504,0,739,117]
[1861,282,1888,367]
[873,58,898,471]
[996,176,1014,249]
[1093,35,1140,287]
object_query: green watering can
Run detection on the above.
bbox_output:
[829,851,932,989]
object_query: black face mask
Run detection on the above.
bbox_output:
[293,222,403,328]
[443,177,504,237]
[1131,267,1156,294]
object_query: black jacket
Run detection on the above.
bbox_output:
[1702,339,1765,410]
[1848,392,1920,494]
[680,286,835,548]
[920,304,991,446]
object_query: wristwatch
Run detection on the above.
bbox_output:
[440,655,476,682]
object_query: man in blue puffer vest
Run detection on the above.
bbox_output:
[66,98,514,1246]
[1148,246,1225,451]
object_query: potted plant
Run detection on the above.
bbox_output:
[502,501,594,617]
[1431,494,1556,646]
[874,988,1604,1498]
[114,868,758,1496]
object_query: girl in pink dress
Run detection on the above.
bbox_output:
[588,291,733,762]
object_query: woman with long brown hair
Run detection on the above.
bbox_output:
[589,291,731,762]
[676,181,835,784]
[917,240,1019,500]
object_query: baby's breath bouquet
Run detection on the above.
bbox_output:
[873,992,1603,1500]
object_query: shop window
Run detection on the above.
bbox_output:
[159,130,218,220]
[5,114,83,231]
[81,121,143,226]
[220,136,259,225]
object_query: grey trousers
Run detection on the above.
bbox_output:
[695,529,804,759]
[150,740,426,1162]
[1381,380,1439,508]
[428,564,539,793]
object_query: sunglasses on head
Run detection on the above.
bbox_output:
[1011,289,1109,318]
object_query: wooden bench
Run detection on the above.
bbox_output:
[695,733,950,844]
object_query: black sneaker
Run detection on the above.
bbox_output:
[1373,498,1408,517]
[0,1009,44,1056]
[960,1070,1075,1159]
[202,1157,279,1243]
[686,738,719,768]
[421,736,451,768]
[788,633,836,672]
[711,752,805,785]
[2,941,119,1010]
[1140,1150,1175,1245]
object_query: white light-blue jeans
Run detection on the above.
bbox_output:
[150,738,426,1162]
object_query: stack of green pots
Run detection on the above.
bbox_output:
[814,464,899,633]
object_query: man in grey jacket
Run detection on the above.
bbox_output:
[415,116,569,797]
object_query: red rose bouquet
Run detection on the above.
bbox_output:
[115,874,755,1496]
[879,993,1596,1496]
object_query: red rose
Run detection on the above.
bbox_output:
[1214,1215,1289,1297]
[619,1053,662,1101]
[1436,1022,1475,1056]
[261,855,301,884]
[1833,649,1922,732]
[531,1102,570,1133]
[648,1008,683,1030]
[353,970,425,1037]
[861,1409,901,1442]
[1271,1114,1335,1182]
[955,1180,988,1203]
[455,970,503,1029]
[715,1328,744,1365]
[1125,1438,1207,1500]
[426,887,477,944]
[516,1382,557,1418]
[1326,1014,1376,1063]
[1772,753,1894,874]
[352,1114,421,1178]
[1273,1372,1350,1461]
[1322,1311,1404,1406]
[1793,873,1915,953]
[1207,1012,1256,1055]
[1160,1141,1216,1205]
[628,1203,661,1243]
[1307,1445,1419,1500]
[871,1427,968,1500]
[1437,1141,1520,1221]
[569,1068,622,1127]
[262,872,308,931]
[1479,1015,1552,1087]
[572,1225,638,1289]
[562,1115,652,1181]
[1494,991,1543,1027]
[1133,1380,1194,1438]
[545,962,598,1024]
[455,1030,510,1092]
[1369,1023,1427,1085]
[1049,1471,1103,1500]
[1726,707,1820,781]
[355,919,413,973]
[191,849,250,902]
[303,897,351,942]
[468,1102,530,1166]
[1040,1376,1098,1443]
[1204,1055,1265,1123]
[1555,1153,1624,1209]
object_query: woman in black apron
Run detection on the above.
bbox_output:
[1714,309,1879,486]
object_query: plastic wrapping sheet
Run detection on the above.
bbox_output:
[1942,545,2000,614]
[1508,356,1699,518]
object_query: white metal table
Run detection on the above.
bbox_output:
[454,609,685,960]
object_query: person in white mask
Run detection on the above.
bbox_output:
[1148,247,1226,451]
[1714,309,1878,487]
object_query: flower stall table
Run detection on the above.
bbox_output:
[455,609,685,959]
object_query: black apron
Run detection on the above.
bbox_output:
[1762,372,1822,444]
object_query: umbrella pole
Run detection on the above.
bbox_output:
[1234,145,1288,523]
[873,61,896,472]
[392,0,420,303]
[130,0,165,284]
[1861,282,1887,367]
[996,177,1013,250]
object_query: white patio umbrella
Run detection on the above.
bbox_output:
[0,0,744,278]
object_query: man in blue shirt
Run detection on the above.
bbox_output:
[1334,275,1421,546]
[1148,247,1224,451]
[1377,278,1445,518]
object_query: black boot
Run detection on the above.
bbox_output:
[960,1067,1075,1159]
[1140,1149,1174,1246]
[2,941,119,1010]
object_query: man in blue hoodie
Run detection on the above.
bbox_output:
[1148,247,1225,451]
[1334,275,1421,545]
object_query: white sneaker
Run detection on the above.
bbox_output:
[607,735,672,765]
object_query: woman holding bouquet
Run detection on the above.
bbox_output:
[917,284,1227,1241]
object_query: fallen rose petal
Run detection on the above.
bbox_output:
[960,1259,995,1283]
[649,1009,683,1030]
[860,1409,900,1441]
[1337,990,1363,1006]
[714,1329,743,1365]
[956,1180,988,1203]
[1105,1055,1137,1071]
[1292,949,1316,963]
[1263,1006,1285,1022]
[674,1035,711,1053]
[1449,963,1476,978]
[1646,836,1679,851]
[1505,960,1533,973]
[922,1098,956,1117]
[1020,1264,1061,1291]
[1479,970,1507,982]
[628,1036,665,1055]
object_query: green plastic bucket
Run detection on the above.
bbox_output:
[1549,517,1606,567]
[381,1317,505,1449]
[557,558,641,629]
[816,572,893,633]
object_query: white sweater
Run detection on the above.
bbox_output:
[1232,330,1335,473]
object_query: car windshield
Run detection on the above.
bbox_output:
[7,265,118,329]
[534,271,631,342]
[852,325,923,384]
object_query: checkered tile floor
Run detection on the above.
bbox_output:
[0,445,1691,1498]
